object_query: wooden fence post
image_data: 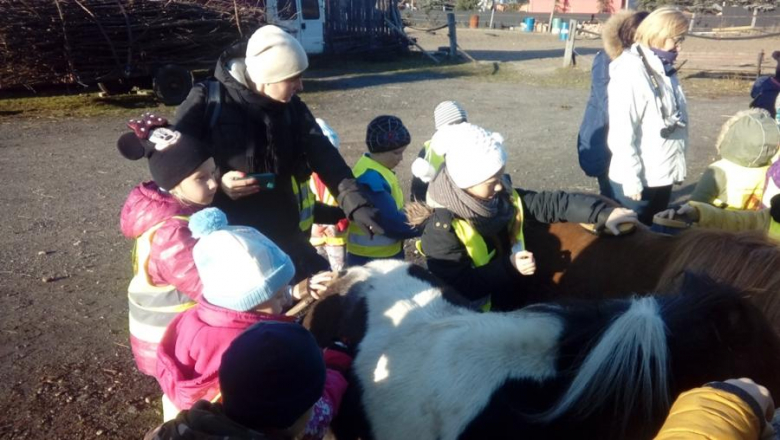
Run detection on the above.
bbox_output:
[562,19,577,67]
[447,12,457,59]
[688,12,696,33]
[751,8,758,28]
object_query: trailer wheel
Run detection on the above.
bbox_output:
[153,65,193,106]
[97,79,133,96]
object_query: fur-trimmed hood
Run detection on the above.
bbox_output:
[406,202,434,228]
[602,10,635,60]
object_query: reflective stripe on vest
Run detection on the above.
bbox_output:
[128,216,196,344]
[710,160,768,210]
[769,218,780,241]
[423,140,445,173]
[292,176,315,232]
[450,190,525,311]
[309,177,347,247]
[347,155,404,258]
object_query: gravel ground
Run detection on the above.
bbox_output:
[0,28,772,438]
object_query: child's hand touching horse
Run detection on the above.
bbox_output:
[511,250,536,276]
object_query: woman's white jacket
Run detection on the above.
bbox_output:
[607,43,689,196]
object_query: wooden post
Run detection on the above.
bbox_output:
[751,8,758,28]
[563,19,577,67]
[489,2,496,29]
[447,12,457,59]
[758,49,765,78]
[549,7,555,34]
[688,12,695,33]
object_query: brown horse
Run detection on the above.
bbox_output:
[522,221,780,333]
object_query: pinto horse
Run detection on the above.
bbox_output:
[520,221,780,333]
[305,260,780,440]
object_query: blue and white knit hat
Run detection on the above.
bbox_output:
[434,101,468,130]
[190,208,295,311]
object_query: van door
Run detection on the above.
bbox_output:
[298,0,325,54]
[269,0,302,42]
[267,0,324,55]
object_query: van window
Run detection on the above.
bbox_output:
[301,0,320,19]
[277,0,297,20]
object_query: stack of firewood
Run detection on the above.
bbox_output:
[0,0,266,89]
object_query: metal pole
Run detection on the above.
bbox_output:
[489,2,496,29]
[751,8,758,28]
[688,12,695,33]
[448,12,457,59]
[563,19,577,67]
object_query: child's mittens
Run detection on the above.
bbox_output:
[411,157,436,183]
[323,341,353,374]
[189,207,228,239]
[511,250,536,276]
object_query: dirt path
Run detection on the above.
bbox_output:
[0,30,763,438]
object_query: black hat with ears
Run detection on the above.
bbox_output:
[117,113,211,190]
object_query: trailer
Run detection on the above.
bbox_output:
[0,0,408,103]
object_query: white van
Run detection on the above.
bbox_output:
[267,0,326,54]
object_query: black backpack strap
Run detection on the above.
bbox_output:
[204,80,223,130]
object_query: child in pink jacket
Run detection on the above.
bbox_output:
[118,113,217,376]
[147,321,352,440]
[155,208,346,440]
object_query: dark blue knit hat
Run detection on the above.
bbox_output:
[365,115,411,153]
[220,322,326,431]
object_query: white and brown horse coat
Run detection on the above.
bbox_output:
[310,260,780,440]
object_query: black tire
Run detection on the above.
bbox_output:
[97,79,133,95]
[153,64,194,106]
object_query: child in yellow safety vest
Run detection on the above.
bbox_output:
[689,109,780,210]
[346,116,421,266]
[408,123,638,311]
[410,100,468,202]
[310,118,348,271]
[118,113,218,376]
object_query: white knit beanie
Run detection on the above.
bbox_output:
[190,208,296,312]
[433,101,468,130]
[245,25,309,84]
[442,123,507,189]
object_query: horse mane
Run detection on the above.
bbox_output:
[657,228,780,330]
[534,296,669,434]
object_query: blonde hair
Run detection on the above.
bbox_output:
[634,7,688,49]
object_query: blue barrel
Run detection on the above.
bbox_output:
[559,21,570,40]
[551,17,562,34]
[524,17,535,33]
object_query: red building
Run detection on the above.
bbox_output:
[526,0,629,14]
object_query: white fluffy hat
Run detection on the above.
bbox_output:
[441,123,507,189]
[245,25,309,84]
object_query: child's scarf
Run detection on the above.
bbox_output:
[428,166,513,237]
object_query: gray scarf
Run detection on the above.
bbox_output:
[428,166,513,236]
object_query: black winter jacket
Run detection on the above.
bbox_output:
[420,189,613,310]
[174,43,367,280]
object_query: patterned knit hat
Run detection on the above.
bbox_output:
[365,115,411,153]
[190,208,295,311]
[117,113,211,191]
[434,101,468,130]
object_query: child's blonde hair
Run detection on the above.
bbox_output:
[634,7,688,49]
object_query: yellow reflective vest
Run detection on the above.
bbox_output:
[450,190,525,311]
[292,175,315,232]
[127,216,197,373]
[423,140,445,174]
[347,155,404,258]
[309,176,347,247]
[709,159,768,210]
[769,218,780,241]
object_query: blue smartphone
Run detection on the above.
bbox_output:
[244,172,276,190]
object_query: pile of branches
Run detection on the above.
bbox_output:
[0,0,267,89]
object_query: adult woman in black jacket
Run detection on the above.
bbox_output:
[174,25,382,280]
